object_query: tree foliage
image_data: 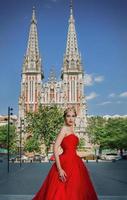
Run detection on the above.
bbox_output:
[25,105,64,155]
[87,116,127,153]
[24,137,40,153]
[104,118,127,150]
[87,116,106,145]
[0,124,17,153]
[77,137,86,151]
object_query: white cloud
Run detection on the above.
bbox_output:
[108,92,127,99]
[108,93,116,98]
[97,101,112,106]
[119,91,127,98]
[86,92,98,100]
[84,73,104,86]
[84,74,93,86]
[94,75,104,83]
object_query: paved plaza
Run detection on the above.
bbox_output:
[0,160,127,200]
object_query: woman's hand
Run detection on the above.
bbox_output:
[58,168,67,182]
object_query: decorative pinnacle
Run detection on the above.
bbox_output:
[70,0,73,15]
[31,6,37,24]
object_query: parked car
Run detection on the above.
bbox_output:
[101,153,121,161]
[21,155,29,162]
[28,156,34,163]
[33,154,42,162]
[15,155,29,163]
[9,156,17,162]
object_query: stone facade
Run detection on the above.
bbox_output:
[18,3,89,146]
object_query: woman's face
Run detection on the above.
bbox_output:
[65,111,76,126]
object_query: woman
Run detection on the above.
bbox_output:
[32,107,98,200]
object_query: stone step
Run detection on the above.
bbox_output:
[0,195,33,200]
[0,195,127,200]
[100,196,127,200]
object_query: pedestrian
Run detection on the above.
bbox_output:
[32,106,98,200]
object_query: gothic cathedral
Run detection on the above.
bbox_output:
[19,2,89,143]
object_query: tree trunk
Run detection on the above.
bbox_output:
[120,148,123,157]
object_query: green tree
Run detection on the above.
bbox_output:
[25,105,64,155]
[104,118,127,155]
[87,116,127,155]
[77,137,86,151]
[0,124,17,153]
[87,116,107,152]
[24,136,40,153]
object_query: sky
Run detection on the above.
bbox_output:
[0,0,127,116]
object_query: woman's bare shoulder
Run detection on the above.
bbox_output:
[54,127,66,142]
[59,126,70,136]
[59,126,67,134]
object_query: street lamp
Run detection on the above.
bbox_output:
[18,118,24,167]
[7,106,13,173]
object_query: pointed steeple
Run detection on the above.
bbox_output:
[23,7,43,77]
[19,7,43,119]
[61,0,83,79]
[61,0,86,120]
[62,0,82,72]
[26,7,39,63]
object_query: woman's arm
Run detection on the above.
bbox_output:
[53,127,67,182]
[53,127,65,171]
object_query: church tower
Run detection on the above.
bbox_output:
[61,1,87,134]
[19,7,44,120]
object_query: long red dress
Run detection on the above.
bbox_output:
[32,133,98,200]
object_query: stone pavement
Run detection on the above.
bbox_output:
[0,195,127,200]
[0,160,127,200]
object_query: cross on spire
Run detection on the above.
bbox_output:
[70,0,73,15]
[31,6,37,24]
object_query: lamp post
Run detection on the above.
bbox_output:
[18,118,24,167]
[7,106,13,173]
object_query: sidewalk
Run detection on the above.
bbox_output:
[0,195,127,200]
[0,161,127,199]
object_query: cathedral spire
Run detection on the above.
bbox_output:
[26,7,39,59]
[19,8,43,119]
[66,0,79,57]
[61,0,82,74]
[61,0,85,120]
[23,7,43,75]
